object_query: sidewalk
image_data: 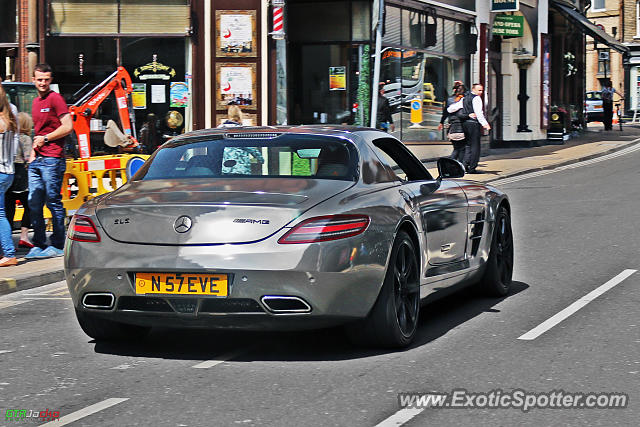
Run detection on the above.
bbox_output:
[2,124,639,296]
[411,124,640,183]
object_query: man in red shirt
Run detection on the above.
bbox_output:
[25,63,73,259]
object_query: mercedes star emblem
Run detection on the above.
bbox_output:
[174,215,192,233]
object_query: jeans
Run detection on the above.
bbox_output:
[0,173,16,257]
[28,156,67,250]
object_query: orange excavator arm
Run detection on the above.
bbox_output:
[69,66,138,158]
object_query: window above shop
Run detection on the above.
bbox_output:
[0,0,17,43]
[49,0,191,36]
[592,0,606,11]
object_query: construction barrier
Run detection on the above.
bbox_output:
[13,154,149,222]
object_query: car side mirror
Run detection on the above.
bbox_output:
[437,157,465,179]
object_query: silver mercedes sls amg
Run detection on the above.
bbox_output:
[65,126,513,348]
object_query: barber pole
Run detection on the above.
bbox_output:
[272,0,285,39]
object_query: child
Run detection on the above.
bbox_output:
[5,112,34,248]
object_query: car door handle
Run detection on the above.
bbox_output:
[441,243,452,252]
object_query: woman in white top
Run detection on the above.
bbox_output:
[0,84,19,266]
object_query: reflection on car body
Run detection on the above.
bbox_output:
[65,126,514,348]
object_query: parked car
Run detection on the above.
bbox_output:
[65,126,513,348]
[1,81,39,113]
[585,91,604,122]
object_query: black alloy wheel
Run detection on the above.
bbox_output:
[393,238,420,337]
[346,230,420,348]
[479,205,513,296]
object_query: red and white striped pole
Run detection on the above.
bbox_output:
[272,0,285,39]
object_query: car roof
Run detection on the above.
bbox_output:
[169,124,385,143]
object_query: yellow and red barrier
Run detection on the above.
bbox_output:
[13,153,149,222]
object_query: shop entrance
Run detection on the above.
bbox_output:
[289,43,358,125]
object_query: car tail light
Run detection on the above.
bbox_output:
[278,215,370,244]
[68,215,101,242]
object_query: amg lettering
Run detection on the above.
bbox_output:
[233,219,270,224]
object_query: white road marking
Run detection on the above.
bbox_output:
[374,408,424,427]
[39,398,129,426]
[491,140,640,186]
[518,269,637,340]
[0,349,14,354]
[192,349,246,369]
[0,300,28,310]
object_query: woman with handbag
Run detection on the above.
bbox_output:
[5,112,34,249]
[446,84,467,163]
[0,85,19,266]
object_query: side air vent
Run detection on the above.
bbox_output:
[226,133,282,139]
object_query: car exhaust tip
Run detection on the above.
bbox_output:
[82,293,115,310]
[260,296,312,313]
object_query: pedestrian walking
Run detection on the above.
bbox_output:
[447,83,490,173]
[6,112,35,249]
[438,80,463,132]
[0,84,19,266]
[601,80,623,131]
[440,83,467,163]
[25,63,73,259]
[376,83,395,132]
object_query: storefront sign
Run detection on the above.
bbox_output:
[132,83,147,110]
[492,15,524,37]
[216,63,257,110]
[134,57,176,81]
[170,82,189,108]
[329,66,346,91]
[216,10,257,57]
[491,0,519,12]
[541,34,551,129]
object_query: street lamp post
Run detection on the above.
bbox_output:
[514,53,535,133]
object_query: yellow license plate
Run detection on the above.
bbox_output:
[594,105,603,109]
[135,273,228,296]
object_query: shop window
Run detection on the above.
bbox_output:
[288,2,349,42]
[352,1,371,41]
[636,1,640,38]
[383,6,401,45]
[120,0,190,34]
[0,0,17,43]
[49,0,190,35]
[50,0,118,34]
[444,20,470,57]
[402,9,424,48]
[597,49,610,75]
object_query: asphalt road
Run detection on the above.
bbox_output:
[1,145,640,426]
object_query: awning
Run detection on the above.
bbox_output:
[550,0,629,55]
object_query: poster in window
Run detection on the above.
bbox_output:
[151,85,166,104]
[216,10,257,57]
[329,66,347,91]
[216,63,257,110]
[170,82,189,107]
[132,83,147,110]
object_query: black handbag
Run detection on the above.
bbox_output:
[9,163,28,193]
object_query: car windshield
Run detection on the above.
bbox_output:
[133,134,358,181]
[586,92,602,100]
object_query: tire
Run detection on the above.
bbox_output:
[75,309,150,342]
[346,230,420,348]
[478,205,513,296]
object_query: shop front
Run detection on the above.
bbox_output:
[284,0,474,142]
[44,0,192,155]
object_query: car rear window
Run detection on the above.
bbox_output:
[133,134,358,181]
[586,92,602,100]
